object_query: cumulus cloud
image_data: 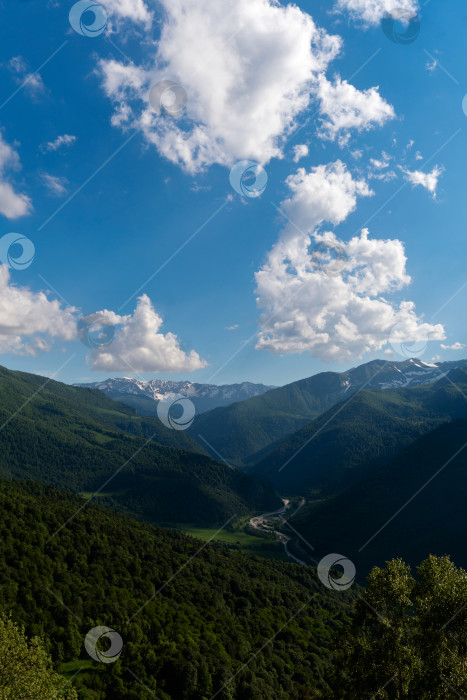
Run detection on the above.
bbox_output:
[0,132,32,219]
[0,266,77,355]
[104,0,153,28]
[335,0,419,25]
[40,134,77,152]
[292,144,309,162]
[98,0,394,172]
[400,165,444,198]
[317,76,394,145]
[0,271,205,371]
[441,342,465,351]
[90,294,207,372]
[255,161,444,361]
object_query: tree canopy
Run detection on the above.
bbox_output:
[0,614,77,699]
[340,555,467,699]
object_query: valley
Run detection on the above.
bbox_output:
[3,1,464,696]
[1,357,467,698]
[248,497,309,565]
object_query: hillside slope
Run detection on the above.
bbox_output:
[289,420,467,577]
[0,365,205,453]
[0,479,352,699]
[0,365,279,525]
[251,369,467,496]
[191,359,467,466]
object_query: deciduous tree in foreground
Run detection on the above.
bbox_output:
[0,614,77,699]
[341,555,467,699]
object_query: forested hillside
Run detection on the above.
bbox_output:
[289,419,467,576]
[0,479,352,699]
[0,365,280,525]
[251,370,467,495]
[189,360,467,467]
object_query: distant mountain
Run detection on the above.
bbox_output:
[75,377,276,415]
[289,419,467,577]
[192,359,467,466]
[0,365,280,525]
[250,367,467,496]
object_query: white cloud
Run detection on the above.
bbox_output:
[368,153,396,181]
[369,152,391,169]
[369,169,397,182]
[0,266,77,355]
[335,0,419,25]
[41,173,68,196]
[40,134,77,152]
[0,273,206,371]
[90,294,207,372]
[8,56,45,98]
[0,182,32,219]
[104,0,153,28]
[0,132,32,219]
[292,144,309,162]
[317,76,394,145]
[226,324,239,330]
[441,342,465,351]
[400,165,444,198]
[99,0,394,172]
[254,161,444,361]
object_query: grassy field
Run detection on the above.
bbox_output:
[178,522,289,561]
[60,659,98,679]
[79,491,122,499]
[76,497,291,562]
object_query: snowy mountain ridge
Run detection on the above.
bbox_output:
[75,377,276,413]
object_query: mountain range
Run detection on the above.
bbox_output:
[2,352,467,700]
[249,366,467,495]
[0,365,279,526]
[190,358,467,466]
[75,377,275,415]
[4,357,467,580]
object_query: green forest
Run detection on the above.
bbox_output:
[2,479,467,698]
[1,364,467,698]
[0,479,351,699]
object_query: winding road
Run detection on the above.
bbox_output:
[249,498,308,565]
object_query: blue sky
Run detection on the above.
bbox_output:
[0,0,466,387]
